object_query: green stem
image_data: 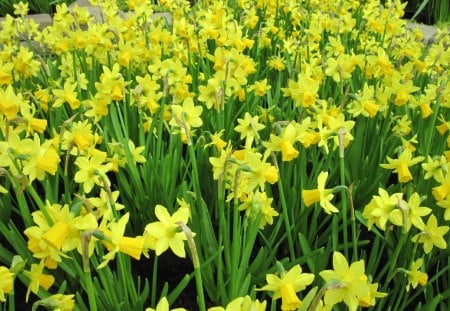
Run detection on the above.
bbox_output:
[271,153,295,260]
[230,171,241,299]
[194,267,206,311]
[8,290,14,311]
[383,231,408,292]
[151,256,158,307]
[85,271,97,311]
[179,222,206,311]
[339,152,349,258]
[26,185,52,226]
[187,142,204,213]
[423,79,445,157]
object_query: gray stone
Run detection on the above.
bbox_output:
[0,13,52,32]
[69,0,93,8]
[24,13,52,31]
[406,21,438,44]
[151,12,172,27]
[68,0,105,23]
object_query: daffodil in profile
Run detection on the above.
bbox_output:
[98,213,145,269]
[380,149,424,183]
[23,261,55,302]
[263,122,300,161]
[259,264,314,311]
[302,171,338,214]
[33,293,75,311]
[404,258,428,291]
[0,266,14,302]
[432,172,450,202]
[145,205,190,258]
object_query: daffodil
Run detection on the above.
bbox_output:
[25,202,97,269]
[389,192,431,232]
[74,152,113,193]
[234,112,265,149]
[263,122,300,161]
[96,63,128,101]
[389,73,420,106]
[61,120,95,153]
[33,294,75,311]
[432,172,450,201]
[259,264,314,311]
[358,281,387,308]
[380,149,424,183]
[198,77,223,110]
[282,72,320,107]
[52,81,80,109]
[209,147,232,181]
[204,130,228,151]
[422,155,447,182]
[145,297,186,311]
[239,149,278,190]
[145,205,190,258]
[0,84,22,120]
[0,266,14,302]
[348,84,380,118]
[0,59,13,86]
[98,213,145,268]
[208,295,266,311]
[437,196,450,220]
[319,252,370,311]
[249,79,271,97]
[23,261,55,302]
[22,135,61,182]
[405,258,428,291]
[411,214,449,254]
[170,97,203,134]
[302,171,338,214]
[13,46,40,78]
[362,188,400,230]
[239,190,278,229]
[392,115,412,137]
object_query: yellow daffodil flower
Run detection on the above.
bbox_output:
[380,149,425,183]
[302,171,338,214]
[208,295,266,311]
[23,261,55,302]
[263,122,300,161]
[405,258,428,292]
[98,213,145,268]
[362,188,401,230]
[319,252,371,311]
[74,153,113,193]
[52,81,80,110]
[411,214,449,254]
[0,85,22,120]
[145,297,186,311]
[432,172,450,201]
[239,190,278,229]
[0,266,14,302]
[34,294,75,311]
[389,192,431,232]
[234,113,265,149]
[259,264,314,311]
[145,205,190,258]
